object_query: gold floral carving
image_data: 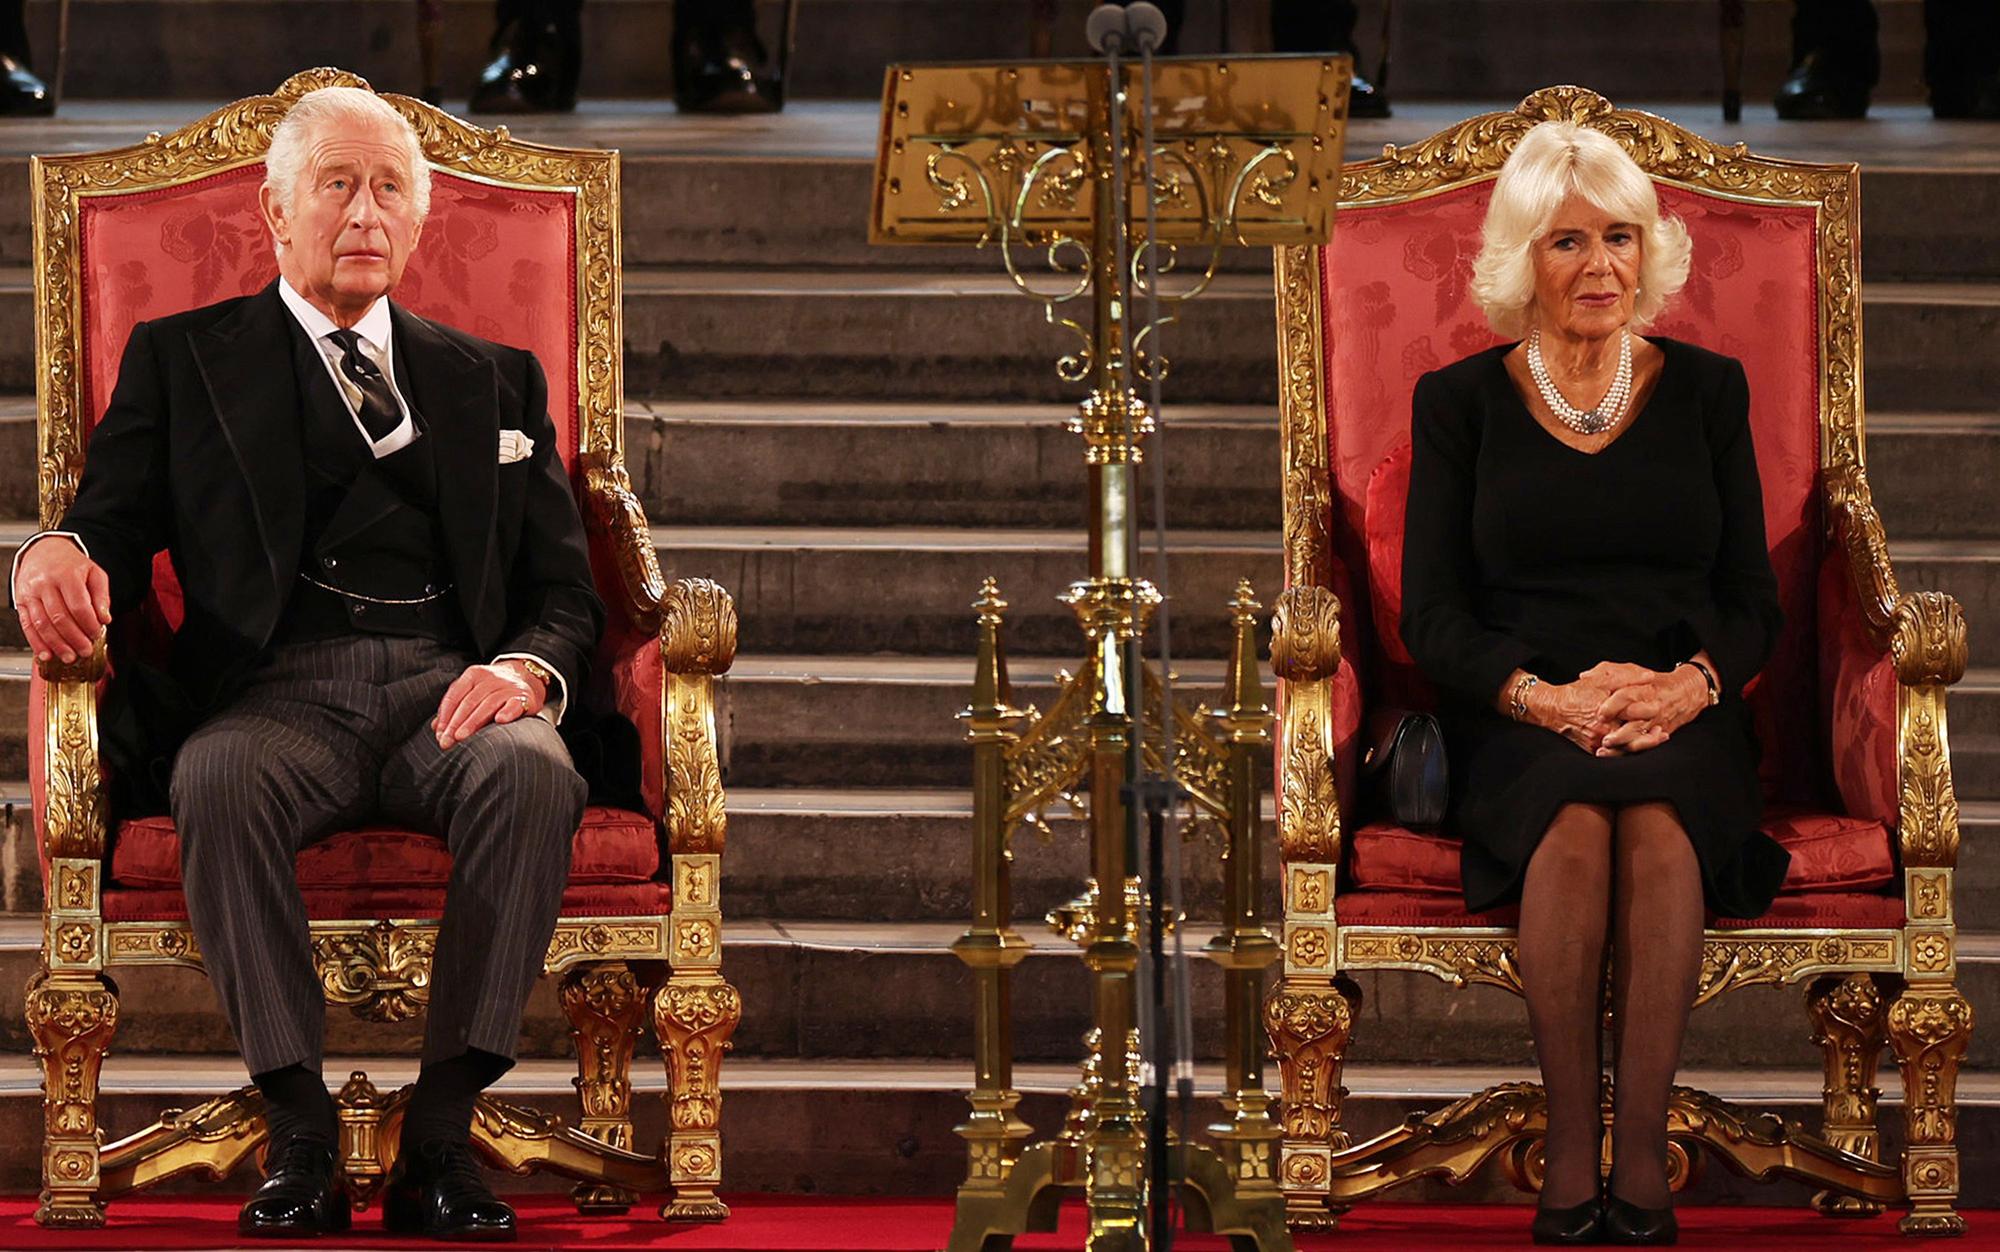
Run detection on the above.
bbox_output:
[1899,689,1962,868]
[560,963,651,1209]
[584,453,668,633]
[1262,982,1357,1143]
[661,577,739,676]
[1270,586,1341,683]
[656,977,742,1221]
[1001,656,1093,840]
[26,971,119,1226]
[313,922,436,1022]
[542,919,670,970]
[1694,933,1899,1005]
[40,671,108,864]
[1888,990,1973,1145]
[1273,245,1333,591]
[1340,932,1525,997]
[1805,974,1889,1215]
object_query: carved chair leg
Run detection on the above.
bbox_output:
[26,969,120,1228]
[1805,973,1889,1217]
[1261,972,1361,1231]
[1886,984,1974,1236]
[655,971,742,1222]
[561,961,656,1213]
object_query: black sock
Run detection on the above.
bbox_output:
[401,1047,512,1150]
[253,1063,337,1149]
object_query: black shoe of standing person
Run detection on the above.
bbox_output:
[0,53,51,116]
[383,1139,517,1242]
[673,0,780,114]
[1774,50,1871,119]
[469,4,581,114]
[238,1134,349,1238]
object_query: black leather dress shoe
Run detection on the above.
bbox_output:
[469,45,578,113]
[383,1139,516,1242]
[0,54,52,117]
[1604,1193,1677,1245]
[239,1135,348,1238]
[1531,1195,1605,1245]
[1774,51,1870,119]
[672,1,781,115]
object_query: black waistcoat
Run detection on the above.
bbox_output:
[271,317,471,647]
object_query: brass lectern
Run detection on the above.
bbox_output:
[871,55,1351,1251]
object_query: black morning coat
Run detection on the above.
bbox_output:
[51,279,607,811]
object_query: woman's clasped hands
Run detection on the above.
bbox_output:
[1523,659,1714,757]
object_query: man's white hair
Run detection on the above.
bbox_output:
[263,86,432,247]
[1470,121,1691,339]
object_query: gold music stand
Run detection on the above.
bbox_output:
[872,55,1351,1251]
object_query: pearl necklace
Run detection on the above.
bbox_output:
[1527,329,1632,436]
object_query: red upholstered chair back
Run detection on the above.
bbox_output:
[1307,93,1871,823]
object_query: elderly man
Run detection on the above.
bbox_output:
[9,86,602,1241]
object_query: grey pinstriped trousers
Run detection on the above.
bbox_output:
[169,633,586,1076]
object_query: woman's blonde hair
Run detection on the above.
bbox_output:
[1470,121,1691,338]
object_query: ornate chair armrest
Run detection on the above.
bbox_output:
[1826,467,1967,871]
[37,638,111,863]
[1827,466,1967,687]
[660,578,736,858]
[1270,586,1344,871]
[583,451,667,635]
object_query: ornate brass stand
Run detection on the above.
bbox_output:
[872,54,1350,1251]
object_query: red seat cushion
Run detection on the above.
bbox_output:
[1333,888,1904,930]
[101,881,671,923]
[110,805,662,890]
[1348,806,1894,897]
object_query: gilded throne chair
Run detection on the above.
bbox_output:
[1261,87,1973,1235]
[25,69,741,1227]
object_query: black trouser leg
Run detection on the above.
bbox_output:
[1926,0,2000,113]
[1792,0,1880,87]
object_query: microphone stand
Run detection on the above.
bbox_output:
[1090,5,1193,1246]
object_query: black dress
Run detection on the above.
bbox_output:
[1398,337,1791,918]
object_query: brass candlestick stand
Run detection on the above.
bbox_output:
[871,52,1351,1251]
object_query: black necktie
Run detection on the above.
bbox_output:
[325,328,404,442]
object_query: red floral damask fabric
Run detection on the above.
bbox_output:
[1332,887,1903,930]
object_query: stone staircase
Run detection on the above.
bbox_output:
[1,96,1998,1211]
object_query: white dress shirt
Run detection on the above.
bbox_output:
[12,280,569,724]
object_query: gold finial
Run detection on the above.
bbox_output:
[974,576,1008,620]
[1228,578,1261,622]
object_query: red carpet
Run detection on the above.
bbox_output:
[0,1195,1989,1251]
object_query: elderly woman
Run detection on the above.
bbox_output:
[1400,122,1787,1246]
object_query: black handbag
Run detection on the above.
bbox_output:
[1360,709,1449,829]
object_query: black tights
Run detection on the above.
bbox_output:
[1518,802,1705,1209]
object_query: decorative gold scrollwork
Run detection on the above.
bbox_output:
[26,970,120,1226]
[312,922,435,1022]
[656,977,742,1222]
[584,453,668,632]
[1262,980,1358,1144]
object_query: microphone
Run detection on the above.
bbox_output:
[1125,1,1167,55]
[1085,3,1129,55]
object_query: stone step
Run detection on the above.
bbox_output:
[2,138,1996,282]
[6,404,1991,541]
[2,919,1995,1071]
[5,1053,1997,1204]
[11,0,1948,105]
[0,268,1988,408]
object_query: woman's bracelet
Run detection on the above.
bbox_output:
[1677,659,1720,706]
[1509,673,1540,721]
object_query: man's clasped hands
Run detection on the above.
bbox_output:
[1515,659,1717,758]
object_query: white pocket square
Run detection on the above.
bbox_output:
[498,429,535,464]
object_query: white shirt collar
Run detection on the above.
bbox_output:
[278,276,394,355]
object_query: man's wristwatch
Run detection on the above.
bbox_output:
[506,656,556,695]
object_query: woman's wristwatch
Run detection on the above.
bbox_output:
[1677,658,1720,706]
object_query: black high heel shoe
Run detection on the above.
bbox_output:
[1604,1192,1677,1245]
[1531,1195,1606,1245]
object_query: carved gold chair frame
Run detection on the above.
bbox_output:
[1262,88,1972,1236]
[27,69,741,1227]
